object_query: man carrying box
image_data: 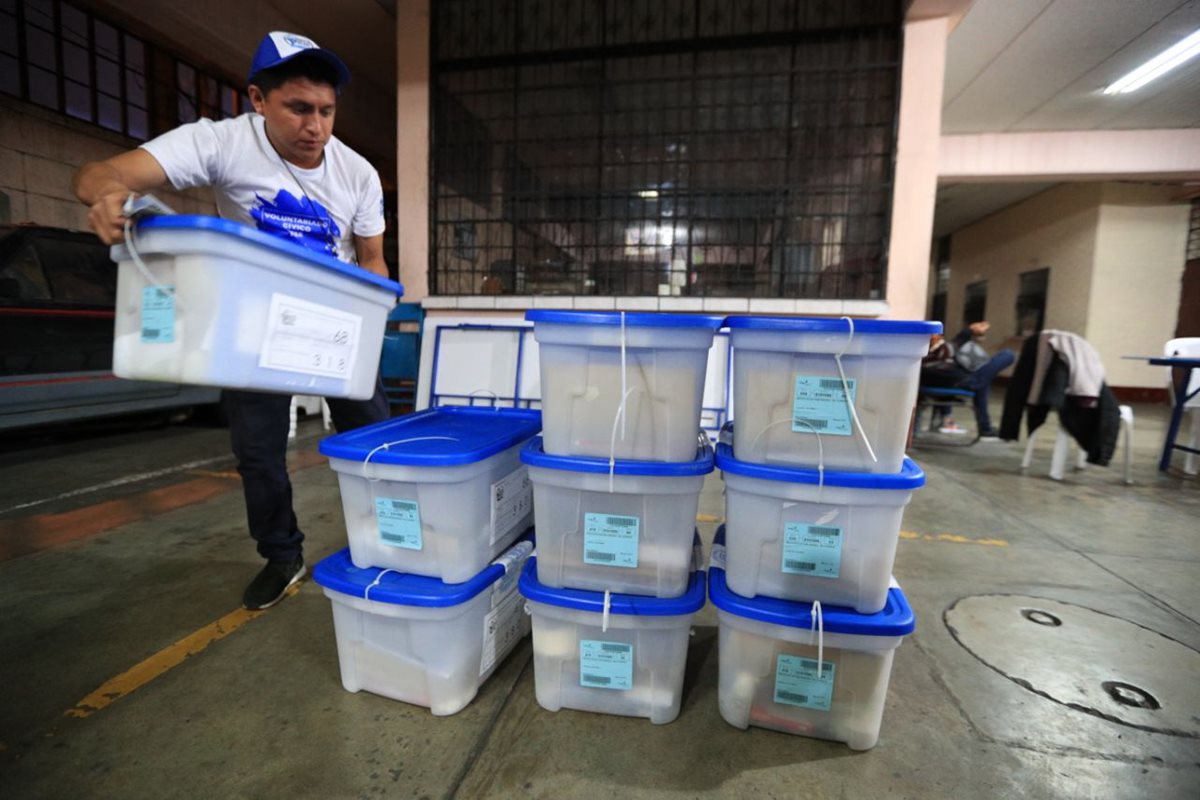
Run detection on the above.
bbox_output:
[72,31,391,610]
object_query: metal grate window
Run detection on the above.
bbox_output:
[431,0,902,299]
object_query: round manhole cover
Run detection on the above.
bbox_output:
[945,595,1200,737]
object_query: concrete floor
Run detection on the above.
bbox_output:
[1,398,1198,799]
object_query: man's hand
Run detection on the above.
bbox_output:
[968,321,990,336]
[87,192,130,245]
[72,150,168,245]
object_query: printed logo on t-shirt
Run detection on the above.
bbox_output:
[251,189,341,257]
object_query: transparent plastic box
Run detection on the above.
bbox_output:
[111,215,402,399]
[709,544,915,750]
[717,446,924,613]
[527,310,722,462]
[320,407,541,583]
[519,554,706,724]
[313,540,533,716]
[727,316,941,473]
[521,436,712,597]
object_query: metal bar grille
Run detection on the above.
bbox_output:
[431,0,902,299]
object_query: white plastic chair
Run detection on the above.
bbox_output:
[1164,337,1200,476]
[288,395,332,440]
[1021,405,1134,485]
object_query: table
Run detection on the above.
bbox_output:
[1123,355,1200,472]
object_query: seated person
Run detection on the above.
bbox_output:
[920,321,1015,439]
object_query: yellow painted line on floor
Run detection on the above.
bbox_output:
[900,530,1009,547]
[64,583,303,719]
[696,513,723,523]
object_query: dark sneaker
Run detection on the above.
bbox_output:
[243,558,306,610]
[979,430,1001,441]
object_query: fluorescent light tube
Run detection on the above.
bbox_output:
[1104,29,1200,94]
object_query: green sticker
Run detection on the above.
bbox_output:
[774,655,835,711]
[375,498,422,550]
[782,522,842,578]
[140,286,175,343]
[791,375,856,436]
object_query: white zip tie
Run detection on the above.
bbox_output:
[607,385,639,493]
[835,316,877,464]
[809,600,825,679]
[467,389,500,406]
[364,568,400,601]
[362,436,460,482]
[124,211,179,307]
[602,589,612,633]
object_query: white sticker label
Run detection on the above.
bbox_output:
[480,586,527,676]
[490,466,532,546]
[258,293,362,378]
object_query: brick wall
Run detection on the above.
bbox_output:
[0,94,216,231]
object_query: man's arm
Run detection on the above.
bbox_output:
[72,149,170,245]
[353,234,389,279]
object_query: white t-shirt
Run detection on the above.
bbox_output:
[140,113,384,264]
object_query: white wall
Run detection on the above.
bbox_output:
[947,183,1102,352]
[1089,184,1189,388]
[945,181,1190,389]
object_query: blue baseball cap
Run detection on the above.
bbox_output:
[248,31,351,87]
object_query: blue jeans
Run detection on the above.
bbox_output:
[225,378,389,563]
[965,349,1015,434]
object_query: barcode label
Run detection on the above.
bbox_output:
[580,640,633,690]
[375,498,422,550]
[775,654,834,711]
[782,521,842,578]
[791,375,856,436]
[582,512,640,568]
[776,691,809,704]
[140,286,175,344]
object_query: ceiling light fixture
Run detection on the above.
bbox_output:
[637,189,660,199]
[1103,28,1200,94]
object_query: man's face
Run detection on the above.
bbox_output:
[249,77,336,169]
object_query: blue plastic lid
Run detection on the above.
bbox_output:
[134,215,404,296]
[716,442,925,490]
[707,528,915,636]
[725,316,941,336]
[519,556,706,616]
[526,310,724,329]
[520,436,714,477]
[313,539,532,606]
[319,407,542,466]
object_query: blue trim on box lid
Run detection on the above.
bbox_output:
[519,556,706,616]
[134,214,404,295]
[313,536,533,606]
[525,310,723,329]
[707,527,915,636]
[716,442,925,490]
[725,315,940,336]
[319,407,541,466]
[520,436,713,476]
